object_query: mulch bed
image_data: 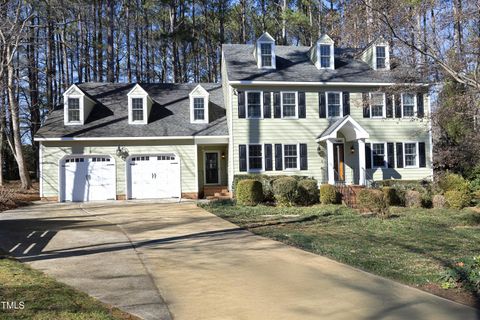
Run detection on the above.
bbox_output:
[0,181,40,212]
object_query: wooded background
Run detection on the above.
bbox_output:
[0,0,479,189]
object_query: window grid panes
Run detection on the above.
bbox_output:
[193,97,205,120]
[247,92,261,118]
[327,92,341,117]
[319,44,331,68]
[372,143,386,168]
[248,145,263,170]
[404,143,417,167]
[260,43,272,67]
[376,46,386,69]
[402,93,415,117]
[371,93,384,117]
[68,98,80,122]
[132,98,144,121]
[282,92,296,118]
[284,144,298,169]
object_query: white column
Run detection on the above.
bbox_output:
[358,139,366,186]
[327,139,335,185]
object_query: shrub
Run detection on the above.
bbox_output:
[381,187,402,206]
[445,190,471,210]
[405,190,422,208]
[273,177,298,207]
[358,189,390,217]
[296,179,319,206]
[432,194,446,209]
[236,179,263,206]
[437,173,471,194]
[320,184,339,204]
[440,256,480,293]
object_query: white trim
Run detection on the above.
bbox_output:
[189,84,210,124]
[256,33,276,69]
[371,142,388,169]
[326,91,343,118]
[34,135,230,142]
[400,93,417,118]
[203,151,221,185]
[228,81,428,86]
[39,142,43,198]
[318,43,335,70]
[280,91,298,119]
[245,91,264,119]
[373,44,390,71]
[403,141,419,168]
[128,96,148,124]
[246,143,264,173]
[282,143,300,171]
[316,115,369,142]
[369,92,386,118]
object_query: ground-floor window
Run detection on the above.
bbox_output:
[284,144,298,169]
[372,143,386,168]
[248,144,263,171]
[404,142,418,167]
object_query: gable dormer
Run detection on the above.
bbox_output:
[309,34,335,70]
[127,84,153,125]
[189,84,209,124]
[360,38,390,71]
[63,84,95,126]
[254,32,276,69]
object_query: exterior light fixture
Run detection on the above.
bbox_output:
[350,145,355,154]
[221,152,226,159]
[116,146,129,160]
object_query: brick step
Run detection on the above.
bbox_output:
[214,192,231,197]
[206,195,232,201]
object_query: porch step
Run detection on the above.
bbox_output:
[336,184,365,209]
[204,185,229,197]
[214,192,231,197]
[206,195,232,201]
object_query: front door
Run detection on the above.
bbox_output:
[333,143,345,182]
[205,152,219,184]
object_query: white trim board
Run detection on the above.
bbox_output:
[229,81,429,86]
[35,135,230,142]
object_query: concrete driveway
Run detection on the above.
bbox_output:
[0,202,478,320]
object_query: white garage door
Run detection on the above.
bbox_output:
[62,156,116,202]
[127,154,181,199]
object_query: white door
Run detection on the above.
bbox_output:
[63,156,116,202]
[128,154,181,199]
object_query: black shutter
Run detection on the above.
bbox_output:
[362,93,370,118]
[395,94,402,118]
[419,142,426,167]
[300,144,308,170]
[417,93,424,118]
[264,144,273,171]
[298,92,306,118]
[275,144,283,170]
[319,92,326,118]
[387,142,395,168]
[263,92,271,118]
[396,142,404,168]
[343,92,350,116]
[273,92,281,118]
[239,144,247,172]
[365,143,372,169]
[238,91,245,118]
[386,94,393,118]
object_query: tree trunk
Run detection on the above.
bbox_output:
[97,0,103,81]
[106,0,114,82]
[126,0,132,82]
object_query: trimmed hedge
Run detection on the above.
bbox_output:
[381,187,402,206]
[445,190,471,210]
[236,179,263,206]
[273,177,298,207]
[432,194,446,209]
[405,190,422,208]
[320,184,339,204]
[297,179,320,206]
[358,189,390,217]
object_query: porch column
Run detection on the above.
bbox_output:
[358,139,366,186]
[327,139,335,184]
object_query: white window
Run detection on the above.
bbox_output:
[319,44,331,68]
[372,143,387,168]
[193,97,205,121]
[260,43,273,68]
[401,93,416,118]
[246,91,262,119]
[283,144,299,170]
[404,142,418,168]
[327,92,342,118]
[247,144,263,171]
[370,93,385,118]
[67,98,80,123]
[376,46,386,69]
[131,98,144,122]
[281,92,297,118]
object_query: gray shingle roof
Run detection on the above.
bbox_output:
[222,44,397,83]
[35,82,227,139]
[317,116,349,139]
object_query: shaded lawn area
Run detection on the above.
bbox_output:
[0,253,138,320]
[201,202,480,307]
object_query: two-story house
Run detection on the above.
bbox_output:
[35,32,432,202]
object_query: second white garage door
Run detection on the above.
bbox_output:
[127,154,181,199]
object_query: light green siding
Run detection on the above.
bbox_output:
[41,140,198,198]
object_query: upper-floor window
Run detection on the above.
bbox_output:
[284,144,299,169]
[320,44,331,68]
[193,97,205,121]
[260,43,273,68]
[370,93,385,118]
[247,92,262,118]
[327,92,342,118]
[281,92,297,118]
[248,144,263,171]
[372,143,387,168]
[404,142,418,167]
[131,98,144,122]
[67,98,80,123]
[401,93,416,117]
[376,46,386,69]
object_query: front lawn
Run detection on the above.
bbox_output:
[201,201,480,307]
[0,253,138,319]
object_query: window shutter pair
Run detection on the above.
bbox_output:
[239,144,275,171]
[274,144,308,170]
[362,93,370,118]
[319,92,350,118]
[395,142,427,168]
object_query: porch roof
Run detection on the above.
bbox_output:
[316,115,369,142]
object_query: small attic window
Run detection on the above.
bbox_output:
[189,85,209,124]
[376,46,386,69]
[260,43,273,68]
[127,84,151,125]
[193,97,205,121]
[313,34,335,70]
[131,98,145,122]
[67,98,80,123]
[255,32,276,69]
[319,44,332,68]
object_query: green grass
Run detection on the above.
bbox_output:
[201,201,480,295]
[0,255,136,320]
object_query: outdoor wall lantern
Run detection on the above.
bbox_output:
[221,152,226,159]
[116,146,129,160]
[350,145,355,154]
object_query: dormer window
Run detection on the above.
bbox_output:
[127,84,152,125]
[376,46,386,69]
[311,34,335,70]
[63,84,95,126]
[260,43,273,68]
[255,32,276,69]
[193,97,205,121]
[319,44,332,68]
[189,84,209,124]
[131,98,145,122]
[67,98,80,123]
